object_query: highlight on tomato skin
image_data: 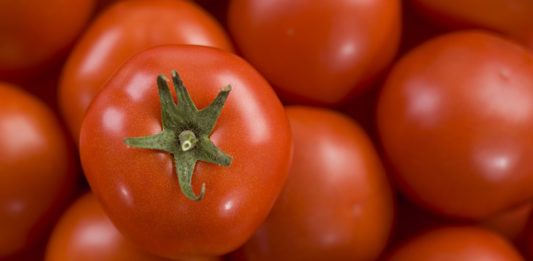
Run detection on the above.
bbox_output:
[58,0,234,144]
[384,226,526,261]
[377,30,533,220]
[228,0,402,106]
[237,106,394,261]
[0,82,77,259]
[79,45,292,260]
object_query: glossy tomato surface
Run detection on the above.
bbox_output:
[410,0,533,49]
[377,31,533,220]
[45,192,223,261]
[0,83,76,258]
[59,0,233,143]
[0,0,94,79]
[239,107,393,261]
[385,226,525,261]
[79,45,292,259]
[228,0,401,105]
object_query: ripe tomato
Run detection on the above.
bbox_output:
[0,0,94,80]
[59,0,233,143]
[385,226,525,261]
[79,45,292,259]
[410,0,533,50]
[377,31,533,219]
[227,0,401,105]
[239,107,394,261]
[481,202,533,243]
[45,192,223,261]
[0,83,76,258]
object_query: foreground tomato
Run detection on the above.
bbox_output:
[377,31,533,219]
[59,0,233,143]
[0,0,94,80]
[410,0,533,50]
[0,83,76,258]
[228,0,401,105]
[79,45,292,259]
[385,226,525,260]
[46,192,222,261]
[237,107,393,261]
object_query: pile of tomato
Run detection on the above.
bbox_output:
[2,0,533,260]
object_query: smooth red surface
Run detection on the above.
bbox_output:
[385,226,525,261]
[79,45,292,259]
[411,0,533,50]
[59,0,233,143]
[240,107,394,261]
[45,192,223,261]
[377,31,533,219]
[0,0,94,78]
[0,83,76,258]
[228,0,401,105]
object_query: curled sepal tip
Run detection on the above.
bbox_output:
[123,70,232,201]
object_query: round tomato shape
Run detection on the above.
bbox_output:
[59,0,233,143]
[0,83,76,258]
[227,0,401,105]
[238,106,394,261]
[386,226,525,261]
[79,45,292,259]
[377,31,533,220]
[410,0,533,50]
[46,192,223,261]
[0,0,94,79]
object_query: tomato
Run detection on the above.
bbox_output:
[227,0,401,105]
[377,31,533,220]
[45,192,223,261]
[0,83,77,258]
[481,202,533,243]
[410,0,533,50]
[237,106,393,261]
[59,0,233,143]
[0,0,95,80]
[79,45,292,259]
[385,226,525,261]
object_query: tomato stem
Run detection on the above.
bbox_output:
[179,130,197,151]
[123,70,232,201]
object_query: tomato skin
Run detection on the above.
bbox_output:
[0,83,76,258]
[45,192,223,261]
[239,107,394,261]
[385,226,525,261]
[59,0,233,143]
[410,0,533,50]
[228,0,401,105]
[377,31,533,219]
[0,0,94,79]
[79,45,292,259]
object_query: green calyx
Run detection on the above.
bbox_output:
[123,70,232,201]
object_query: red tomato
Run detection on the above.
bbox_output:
[79,45,292,259]
[385,226,525,261]
[377,31,533,219]
[410,0,533,50]
[239,107,394,261]
[0,83,77,258]
[45,192,223,261]
[59,0,233,143]
[0,0,94,80]
[228,0,401,105]
[481,202,533,243]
